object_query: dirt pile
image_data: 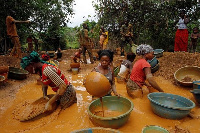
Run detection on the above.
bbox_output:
[154,52,200,83]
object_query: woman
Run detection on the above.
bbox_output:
[20,51,77,111]
[92,50,120,98]
[174,10,189,52]
[126,44,164,99]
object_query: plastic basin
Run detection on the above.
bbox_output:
[72,68,79,75]
[154,49,164,58]
[147,92,195,120]
[151,61,159,73]
[142,125,169,133]
[174,66,200,87]
[190,89,200,104]
[70,127,121,133]
[8,67,29,80]
[193,81,200,89]
[88,96,133,128]
[147,56,158,68]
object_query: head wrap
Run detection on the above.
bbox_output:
[20,51,54,69]
[136,44,154,55]
[41,54,50,61]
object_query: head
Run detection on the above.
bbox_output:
[83,23,88,29]
[98,50,114,68]
[127,53,136,62]
[136,44,154,60]
[25,62,43,76]
[41,54,50,61]
[8,9,16,17]
[78,48,82,53]
[193,27,199,34]
[179,10,185,18]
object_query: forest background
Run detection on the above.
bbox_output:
[0,0,200,53]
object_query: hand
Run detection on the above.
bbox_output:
[26,20,30,23]
[44,101,53,112]
[43,95,49,100]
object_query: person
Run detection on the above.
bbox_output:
[26,35,33,53]
[120,21,134,56]
[33,37,39,52]
[71,48,82,63]
[126,44,164,99]
[174,10,189,52]
[6,11,30,58]
[78,23,94,64]
[91,50,120,99]
[189,27,199,53]
[99,26,108,50]
[56,48,62,60]
[117,52,136,83]
[20,51,77,111]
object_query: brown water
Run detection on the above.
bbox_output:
[0,59,200,133]
[100,97,105,117]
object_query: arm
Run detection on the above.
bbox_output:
[144,67,164,92]
[184,15,189,24]
[14,20,30,23]
[111,68,120,96]
[42,84,49,100]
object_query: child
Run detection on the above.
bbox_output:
[117,53,136,83]
[71,48,82,63]
[189,27,199,53]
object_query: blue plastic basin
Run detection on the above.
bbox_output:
[147,92,195,120]
[193,81,200,89]
[190,89,200,104]
[147,56,158,68]
[154,49,164,58]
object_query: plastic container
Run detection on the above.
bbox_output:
[174,66,200,87]
[8,67,29,80]
[151,61,159,73]
[147,92,195,120]
[142,125,169,133]
[193,81,200,89]
[154,49,164,58]
[88,96,133,129]
[190,89,200,104]
[147,56,158,68]
[72,68,79,75]
[71,127,121,133]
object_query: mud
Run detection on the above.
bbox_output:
[0,51,200,133]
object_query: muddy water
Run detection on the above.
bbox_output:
[0,59,200,133]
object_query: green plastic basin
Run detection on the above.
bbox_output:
[88,96,133,129]
[142,125,169,133]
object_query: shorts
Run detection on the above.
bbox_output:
[126,79,143,99]
[59,84,77,109]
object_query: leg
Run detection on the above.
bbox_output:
[15,37,22,58]
[86,46,94,64]
[82,46,87,64]
[10,37,17,56]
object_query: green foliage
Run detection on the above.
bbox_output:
[93,0,200,51]
[0,0,74,51]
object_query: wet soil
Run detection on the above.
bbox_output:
[0,50,200,133]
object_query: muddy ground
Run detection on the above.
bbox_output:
[0,50,200,133]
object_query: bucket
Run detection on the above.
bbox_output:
[193,81,200,89]
[72,68,79,75]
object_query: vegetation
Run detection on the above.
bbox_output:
[0,0,200,52]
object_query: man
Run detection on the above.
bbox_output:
[78,23,94,64]
[6,12,30,58]
[120,21,134,56]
